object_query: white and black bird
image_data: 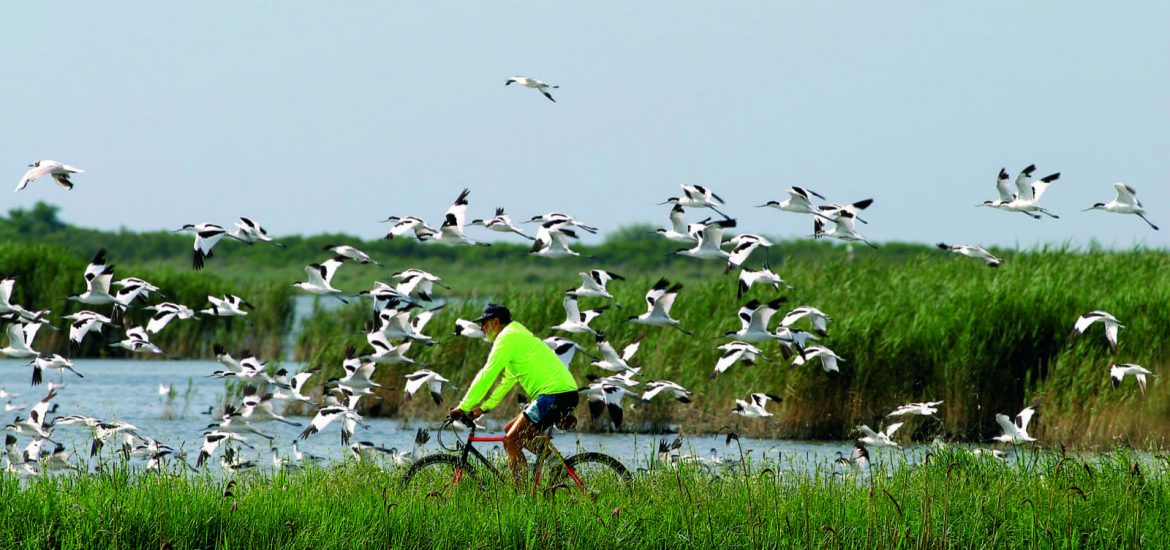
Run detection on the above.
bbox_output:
[857,423,903,448]
[591,333,642,374]
[757,187,826,214]
[525,212,599,234]
[979,168,1021,214]
[1084,182,1158,230]
[574,270,625,302]
[5,388,57,439]
[201,294,254,319]
[239,386,303,427]
[712,341,766,378]
[780,306,832,338]
[362,322,426,367]
[392,268,449,303]
[724,234,774,273]
[993,403,1039,444]
[544,336,599,368]
[382,216,437,241]
[1110,364,1155,395]
[330,348,383,397]
[813,211,877,248]
[722,298,787,343]
[641,380,692,404]
[627,278,691,335]
[175,223,242,270]
[422,189,489,246]
[731,392,782,418]
[816,198,874,225]
[231,217,286,246]
[113,276,163,300]
[505,76,559,102]
[66,249,118,307]
[454,318,486,341]
[1069,310,1124,354]
[660,184,732,219]
[1003,165,1061,219]
[529,221,587,259]
[470,208,534,240]
[655,205,699,244]
[791,345,843,375]
[888,401,943,418]
[737,261,793,299]
[29,354,83,386]
[1,321,42,359]
[110,325,168,357]
[403,369,455,405]
[937,243,1002,267]
[196,430,252,468]
[297,391,365,445]
[674,218,736,261]
[16,160,84,192]
[322,244,381,265]
[0,274,33,320]
[63,310,114,355]
[835,442,870,471]
[145,302,200,334]
[551,292,607,335]
[294,256,350,303]
[579,383,634,429]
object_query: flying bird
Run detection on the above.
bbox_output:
[731,392,782,418]
[627,278,691,334]
[1110,363,1154,395]
[757,187,826,214]
[660,184,732,219]
[16,160,84,192]
[175,223,242,270]
[1069,310,1124,354]
[1084,182,1159,230]
[937,243,1002,267]
[505,76,559,102]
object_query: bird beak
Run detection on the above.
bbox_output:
[754,204,769,208]
[656,200,671,206]
[1080,206,1095,211]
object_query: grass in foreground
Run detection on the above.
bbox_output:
[1,447,1167,548]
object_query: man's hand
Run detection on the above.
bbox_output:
[469,407,484,419]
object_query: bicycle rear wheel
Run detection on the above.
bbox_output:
[550,452,632,494]
[400,454,478,494]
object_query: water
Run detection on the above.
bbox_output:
[2,358,906,473]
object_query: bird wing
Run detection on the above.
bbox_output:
[1016,406,1037,431]
[995,168,1015,202]
[884,422,904,437]
[621,338,642,362]
[1014,165,1037,201]
[320,257,345,285]
[727,240,759,269]
[561,293,582,323]
[1031,173,1059,202]
[657,283,683,315]
[443,189,471,231]
[715,348,745,374]
[16,164,51,191]
[669,205,688,233]
[994,413,1017,436]
[1113,182,1139,206]
[403,371,432,396]
[147,311,177,334]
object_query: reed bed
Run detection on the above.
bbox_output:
[296,248,1170,445]
[0,243,295,359]
[1,447,1166,548]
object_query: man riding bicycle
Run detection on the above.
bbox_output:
[449,303,580,481]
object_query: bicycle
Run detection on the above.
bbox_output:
[400,415,632,496]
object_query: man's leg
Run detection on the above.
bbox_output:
[503,413,539,483]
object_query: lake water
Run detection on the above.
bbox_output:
[1,358,938,474]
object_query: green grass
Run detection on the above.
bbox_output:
[1,447,1167,548]
[296,247,1170,446]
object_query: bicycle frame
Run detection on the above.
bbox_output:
[450,423,587,495]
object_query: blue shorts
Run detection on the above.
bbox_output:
[522,391,580,430]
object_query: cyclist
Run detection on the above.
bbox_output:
[449,303,580,481]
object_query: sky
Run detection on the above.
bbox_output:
[2,2,1167,249]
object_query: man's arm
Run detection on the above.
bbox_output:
[480,371,518,412]
[456,336,510,411]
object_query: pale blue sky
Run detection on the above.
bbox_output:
[3,2,1166,249]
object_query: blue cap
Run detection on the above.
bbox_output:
[473,303,511,325]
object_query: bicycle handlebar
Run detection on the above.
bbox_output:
[437,415,478,452]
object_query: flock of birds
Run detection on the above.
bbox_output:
[4,81,1163,476]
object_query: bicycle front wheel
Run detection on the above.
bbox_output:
[400,454,478,495]
[551,452,632,494]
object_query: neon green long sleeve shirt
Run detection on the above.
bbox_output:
[457,322,577,412]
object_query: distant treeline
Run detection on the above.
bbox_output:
[1,201,934,292]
